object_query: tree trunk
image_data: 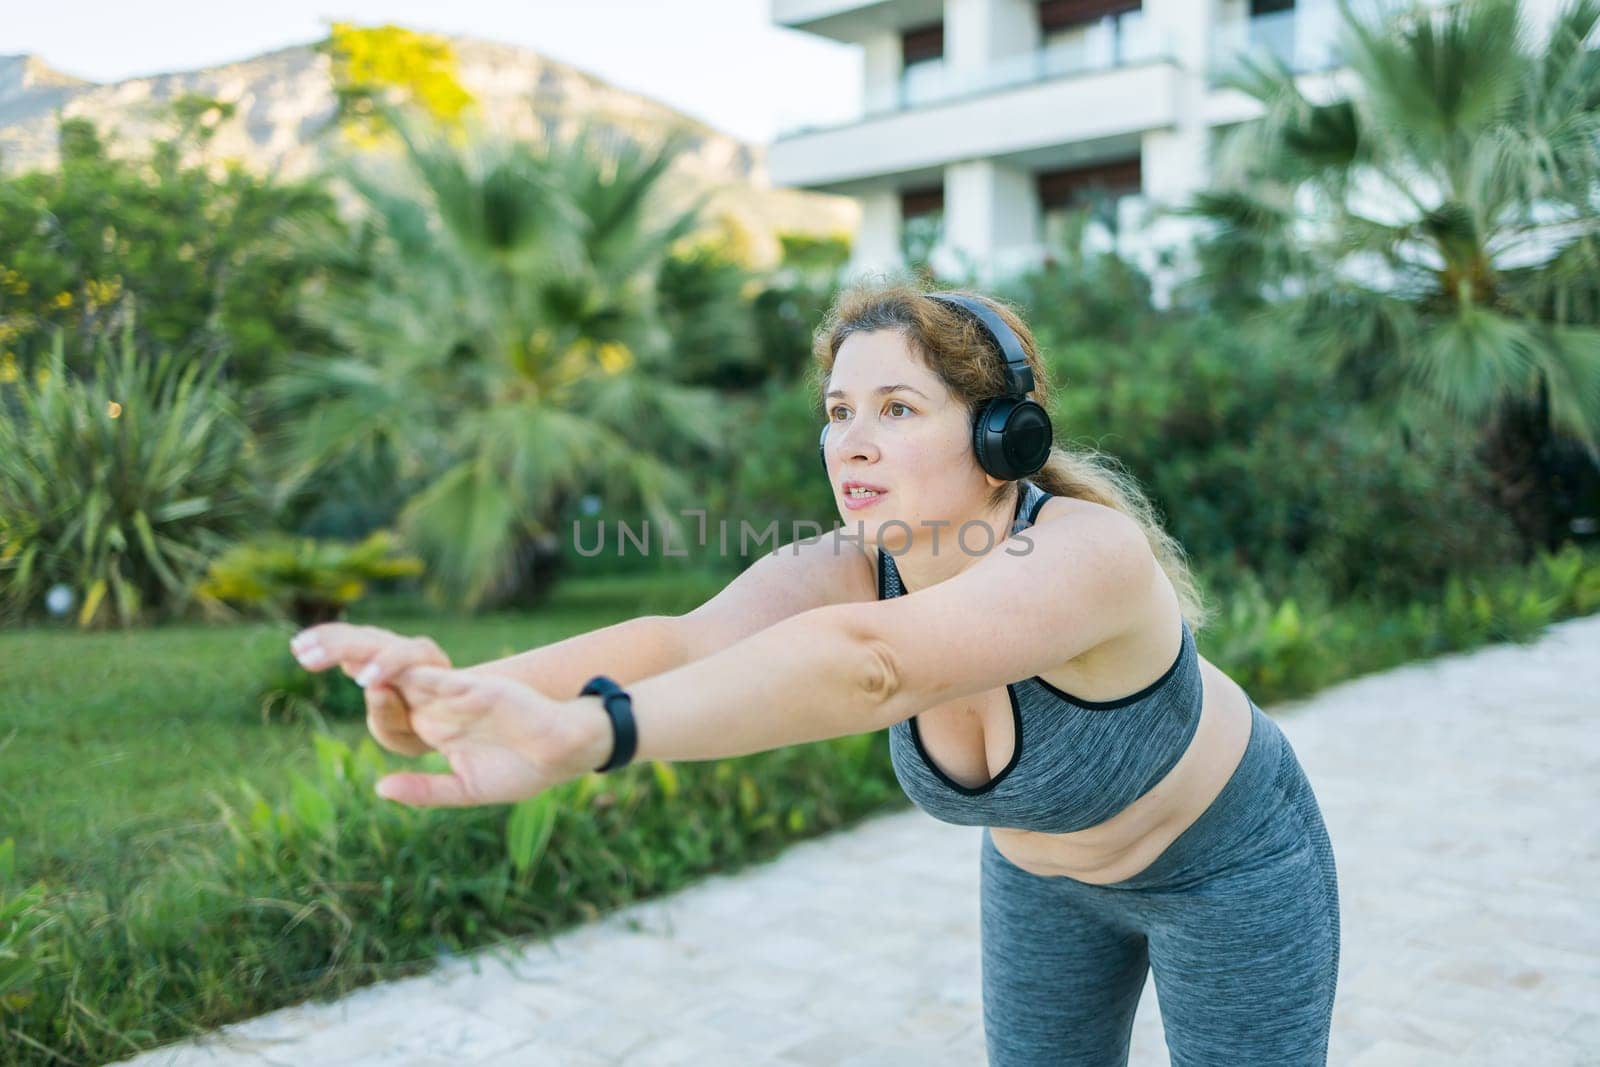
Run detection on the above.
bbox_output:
[482,527,567,612]
[290,595,348,629]
[1474,377,1570,560]
[509,530,566,610]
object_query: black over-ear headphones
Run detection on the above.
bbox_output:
[818,291,1053,481]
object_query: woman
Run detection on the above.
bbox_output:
[290,281,1341,1065]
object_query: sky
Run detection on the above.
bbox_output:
[4,0,863,144]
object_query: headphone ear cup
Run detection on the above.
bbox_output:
[973,397,1053,480]
[818,423,829,473]
[971,400,1002,479]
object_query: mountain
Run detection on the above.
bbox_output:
[0,38,857,267]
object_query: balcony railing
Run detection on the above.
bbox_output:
[1039,10,1158,80]
[777,15,1171,140]
[1210,2,1344,80]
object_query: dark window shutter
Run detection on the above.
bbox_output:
[1039,0,1141,32]
[1036,156,1142,209]
[902,22,944,65]
[900,185,945,218]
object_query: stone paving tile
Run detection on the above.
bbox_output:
[113,614,1600,1066]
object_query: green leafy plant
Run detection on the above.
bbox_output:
[0,112,339,391]
[1188,0,1600,554]
[264,105,728,612]
[0,839,51,1023]
[1002,270,1528,606]
[0,321,263,627]
[196,529,425,627]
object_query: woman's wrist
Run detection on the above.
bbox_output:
[563,695,620,774]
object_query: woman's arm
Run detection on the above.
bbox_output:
[564,603,892,770]
[462,531,870,699]
[298,533,869,742]
[368,610,888,806]
[461,615,688,696]
[561,508,1157,771]
[374,510,1156,805]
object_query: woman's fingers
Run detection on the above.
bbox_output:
[288,626,452,691]
[390,664,472,705]
[387,670,527,754]
[290,626,457,759]
[374,771,475,807]
[366,684,432,757]
[369,674,576,808]
[289,623,392,673]
[351,636,450,690]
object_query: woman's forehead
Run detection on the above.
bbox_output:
[831,330,939,388]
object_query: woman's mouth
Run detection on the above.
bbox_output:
[842,486,888,511]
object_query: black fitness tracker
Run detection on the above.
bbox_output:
[579,674,637,773]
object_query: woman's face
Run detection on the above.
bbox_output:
[822,329,1004,552]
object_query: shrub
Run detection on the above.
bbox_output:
[1018,283,1525,604]
[196,529,425,627]
[0,323,264,627]
[0,728,903,1064]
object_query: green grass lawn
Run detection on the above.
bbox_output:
[0,570,730,887]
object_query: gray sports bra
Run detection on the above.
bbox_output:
[881,479,1204,834]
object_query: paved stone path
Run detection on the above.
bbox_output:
[118,615,1600,1066]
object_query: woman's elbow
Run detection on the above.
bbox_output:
[817,604,909,728]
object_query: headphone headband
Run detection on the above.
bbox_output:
[926,292,1036,397]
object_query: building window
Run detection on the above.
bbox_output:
[1037,156,1142,255]
[1039,0,1141,30]
[1248,0,1304,70]
[899,22,945,108]
[901,22,944,64]
[900,185,944,269]
[1039,0,1147,74]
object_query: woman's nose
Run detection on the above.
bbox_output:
[838,419,880,460]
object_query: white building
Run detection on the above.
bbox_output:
[767,0,1564,286]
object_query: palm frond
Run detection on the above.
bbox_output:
[1541,325,1600,452]
[1405,305,1542,421]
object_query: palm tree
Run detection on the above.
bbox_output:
[264,109,728,610]
[1189,0,1600,554]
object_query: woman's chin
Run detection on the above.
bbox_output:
[833,511,886,541]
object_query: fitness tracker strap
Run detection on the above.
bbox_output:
[579,674,637,773]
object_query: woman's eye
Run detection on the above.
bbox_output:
[828,401,910,420]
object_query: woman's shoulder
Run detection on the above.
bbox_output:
[779,525,881,606]
[671,529,878,663]
[1027,490,1125,536]
[858,490,1143,603]
[1030,498,1162,606]
[1021,489,1176,675]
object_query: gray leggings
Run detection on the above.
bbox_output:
[980,700,1340,1066]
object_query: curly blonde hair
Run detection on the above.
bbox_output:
[810,275,1212,632]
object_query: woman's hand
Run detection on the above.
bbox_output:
[375,666,607,807]
[289,624,451,757]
